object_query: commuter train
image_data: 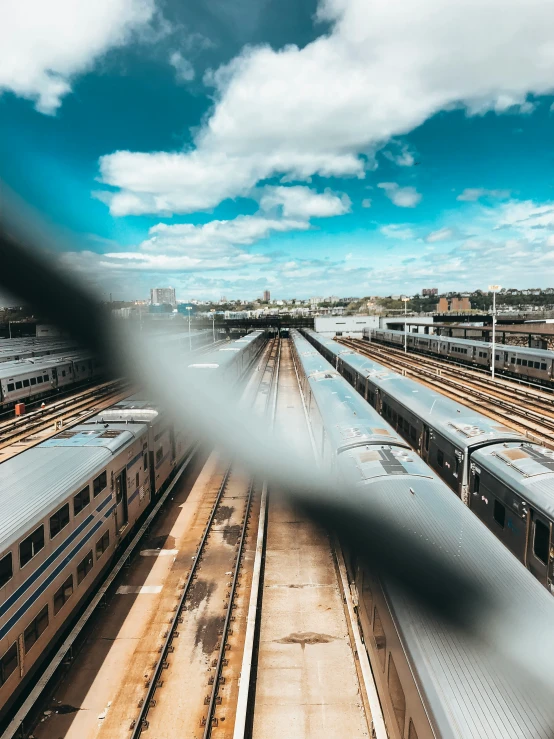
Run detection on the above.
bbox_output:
[366,327,554,385]
[303,329,554,592]
[0,339,79,364]
[0,330,218,413]
[291,329,554,739]
[0,330,265,724]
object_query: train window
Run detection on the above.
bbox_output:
[74,485,90,515]
[15,381,22,389]
[473,473,480,494]
[454,456,460,476]
[0,644,18,686]
[43,375,49,382]
[495,354,499,361]
[534,362,540,369]
[143,453,148,470]
[388,655,406,734]
[437,449,444,468]
[30,377,36,385]
[77,550,94,584]
[541,363,547,371]
[424,428,430,452]
[22,379,30,387]
[49,503,70,539]
[361,573,373,622]
[36,376,43,383]
[493,500,506,529]
[0,553,13,588]
[408,719,419,739]
[95,531,110,559]
[93,471,107,497]
[522,360,528,367]
[24,604,49,653]
[533,520,550,565]
[62,370,66,377]
[410,425,417,442]
[20,525,45,567]
[517,358,521,365]
[7,383,14,392]
[372,607,386,670]
[155,447,164,465]
[54,575,74,615]
[135,472,140,489]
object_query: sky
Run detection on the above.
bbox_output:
[3,0,554,302]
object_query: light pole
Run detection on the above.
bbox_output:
[401,296,409,353]
[488,284,501,380]
[211,309,215,343]
[8,322,12,340]
[186,306,192,351]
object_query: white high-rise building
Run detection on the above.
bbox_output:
[150,287,176,306]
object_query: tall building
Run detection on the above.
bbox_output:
[150,287,176,306]
[263,290,271,302]
[422,288,438,296]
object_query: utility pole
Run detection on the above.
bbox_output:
[401,296,409,353]
[488,285,501,379]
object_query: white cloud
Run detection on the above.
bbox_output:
[381,224,415,240]
[97,0,554,215]
[383,141,416,167]
[0,0,157,114]
[457,188,511,201]
[425,227,454,242]
[491,199,554,237]
[259,186,351,219]
[169,51,195,83]
[361,198,372,208]
[378,182,422,208]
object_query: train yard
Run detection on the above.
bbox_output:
[4,328,554,738]
[340,336,554,448]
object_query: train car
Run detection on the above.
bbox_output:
[186,330,266,383]
[302,329,554,591]
[0,353,104,411]
[290,330,554,739]
[0,421,151,721]
[0,339,79,364]
[367,328,554,385]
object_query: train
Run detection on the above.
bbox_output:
[303,329,554,592]
[366,327,554,385]
[0,330,218,413]
[290,329,554,739]
[0,330,266,725]
[0,339,79,364]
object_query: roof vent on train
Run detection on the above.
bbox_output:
[312,370,339,381]
[219,347,241,352]
[188,363,219,368]
[450,422,487,437]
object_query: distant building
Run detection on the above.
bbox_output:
[150,287,176,306]
[263,290,270,302]
[435,297,449,312]
[450,297,472,311]
[310,297,323,305]
[422,288,438,296]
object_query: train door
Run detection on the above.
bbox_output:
[115,469,129,532]
[526,510,551,587]
[51,367,58,388]
[421,425,430,462]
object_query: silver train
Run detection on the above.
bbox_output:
[0,330,265,724]
[0,330,217,412]
[303,329,554,592]
[0,339,79,364]
[366,327,554,385]
[291,329,554,739]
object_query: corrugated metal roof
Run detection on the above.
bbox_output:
[0,422,146,552]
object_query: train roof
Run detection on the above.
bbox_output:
[373,328,554,359]
[88,397,162,426]
[295,332,554,736]
[0,422,147,552]
[0,355,83,380]
[305,330,525,451]
[472,442,554,518]
[186,330,264,371]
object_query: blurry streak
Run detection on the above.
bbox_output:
[2,206,554,723]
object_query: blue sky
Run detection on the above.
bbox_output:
[3,0,554,302]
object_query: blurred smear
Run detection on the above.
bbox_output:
[2,199,554,725]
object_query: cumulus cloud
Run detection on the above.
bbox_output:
[425,227,454,242]
[378,183,422,208]
[259,186,351,219]
[457,188,511,201]
[491,199,554,238]
[0,0,157,114]
[361,198,372,208]
[169,51,195,83]
[97,0,554,215]
[382,141,416,167]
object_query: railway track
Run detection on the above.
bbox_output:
[340,337,554,448]
[0,379,133,460]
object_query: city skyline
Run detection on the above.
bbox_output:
[4,1,554,301]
